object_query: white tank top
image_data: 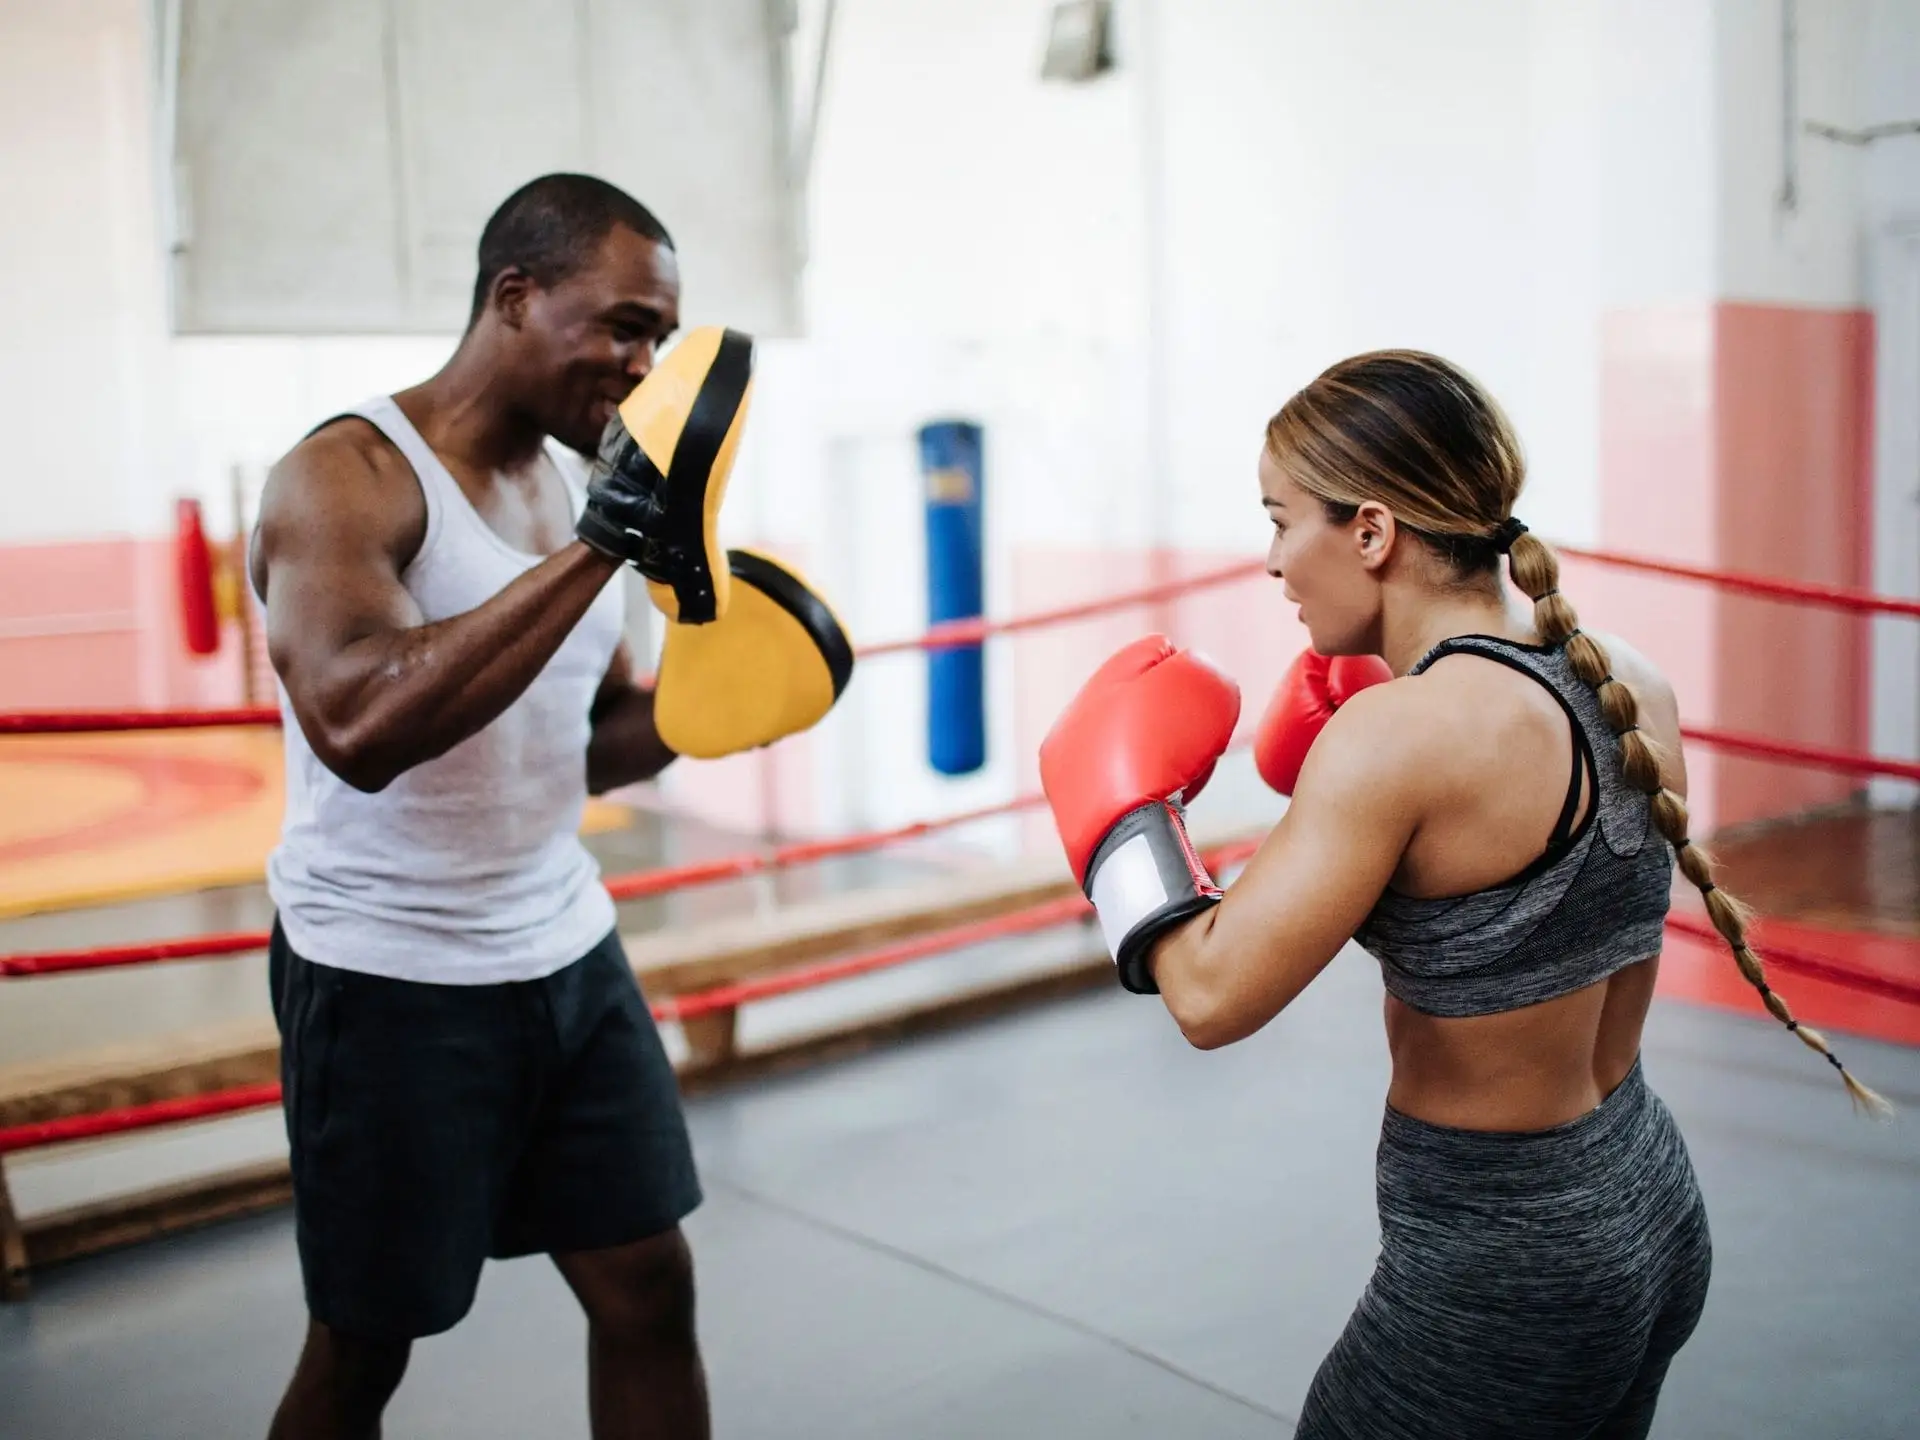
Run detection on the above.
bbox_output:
[266,397,625,984]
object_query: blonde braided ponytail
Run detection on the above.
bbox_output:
[1505,527,1891,1116]
[1268,348,1890,1116]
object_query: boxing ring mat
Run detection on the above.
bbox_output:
[0,729,631,919]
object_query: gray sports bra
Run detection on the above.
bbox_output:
[1353,635,1674,1018]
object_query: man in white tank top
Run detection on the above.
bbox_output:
[249,174,720,1440]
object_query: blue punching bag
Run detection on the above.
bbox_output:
[918,420,986,776]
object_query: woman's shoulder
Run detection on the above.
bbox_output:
[1392,640,1588,775]
[1584,629,1684,770]
[1312,664,1458,786]
[1586,630,1674,707]
[1422,627,1678,728]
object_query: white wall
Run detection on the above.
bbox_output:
[169,0,802,337]
[0,0,1675,567]
[0,1,462,543]
[692,0,1709,829]
[169,334,460,534]
[169,0,1741,832]
[1717,0,1870,306]
[1598,0,1718,308]
[779,0,1630,560]
[1155,0,1562,547]
[7,0,1912,828]
[1860,0,1920,802]
[1861,0,1920,233]
[0,0,171,542]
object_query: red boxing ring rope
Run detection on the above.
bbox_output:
[4,716,1917,977]
[0,788,1055,977]
[0,931,274,977]
[853,561,1267,659]
[1555,543,1920,620]
[0,531,1910,1161]
[0,899,1084,1154]
[5,542,1916,735]
[0,1082,284,1155]
[657,893,1097,1023]
[1680,724,1920,785]
[9,835,1915,1159]
[0,546,1912,980]
[0,560,1268,736]
[0,705,283,735]
[0,839,1265,1155]
[604,792,1044,903]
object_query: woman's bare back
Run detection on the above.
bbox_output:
[1379,629,1683,1131]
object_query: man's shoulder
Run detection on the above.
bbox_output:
[278,414,410,488]
[254,413,429,583]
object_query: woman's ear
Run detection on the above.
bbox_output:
[1353,501,1397,572]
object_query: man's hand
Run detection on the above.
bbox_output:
[577,326,754,625]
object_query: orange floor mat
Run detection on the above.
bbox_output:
[0,729,630,919]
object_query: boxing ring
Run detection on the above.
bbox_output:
[1,543,1917,1437]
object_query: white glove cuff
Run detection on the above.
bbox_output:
[1083,801,1221,994]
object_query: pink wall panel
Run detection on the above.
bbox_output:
[0,538,247,713]
[1709,303,1874,827]
[1596,306,1723,825]
[1596,302,1876,833]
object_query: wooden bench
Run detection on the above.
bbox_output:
[0,844,1163,1298]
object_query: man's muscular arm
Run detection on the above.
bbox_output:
[255,428,622,793]
[586,640,676,794]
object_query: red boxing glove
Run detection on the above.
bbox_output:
[1039,635,1241,994]
[1254,650,1393,796]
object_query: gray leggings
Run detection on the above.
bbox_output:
[1296,1059,1711,1440]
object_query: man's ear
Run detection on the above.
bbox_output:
[1353,500,1398,573]
[489,266,535,329]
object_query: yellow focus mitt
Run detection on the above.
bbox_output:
[653,549,855,759]
[577,326,754,624]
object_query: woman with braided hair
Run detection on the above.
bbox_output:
[1036,349,1889,1439]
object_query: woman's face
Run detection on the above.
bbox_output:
[1259,449,1382,656]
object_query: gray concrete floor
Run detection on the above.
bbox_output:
[3,939,1916,1439]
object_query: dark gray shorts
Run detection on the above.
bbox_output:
[270,922,702,1341]
[1297,1059,1712,1440]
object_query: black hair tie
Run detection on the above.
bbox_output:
[1492,516,1530,553]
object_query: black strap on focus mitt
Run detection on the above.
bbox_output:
[577,326,754,624]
